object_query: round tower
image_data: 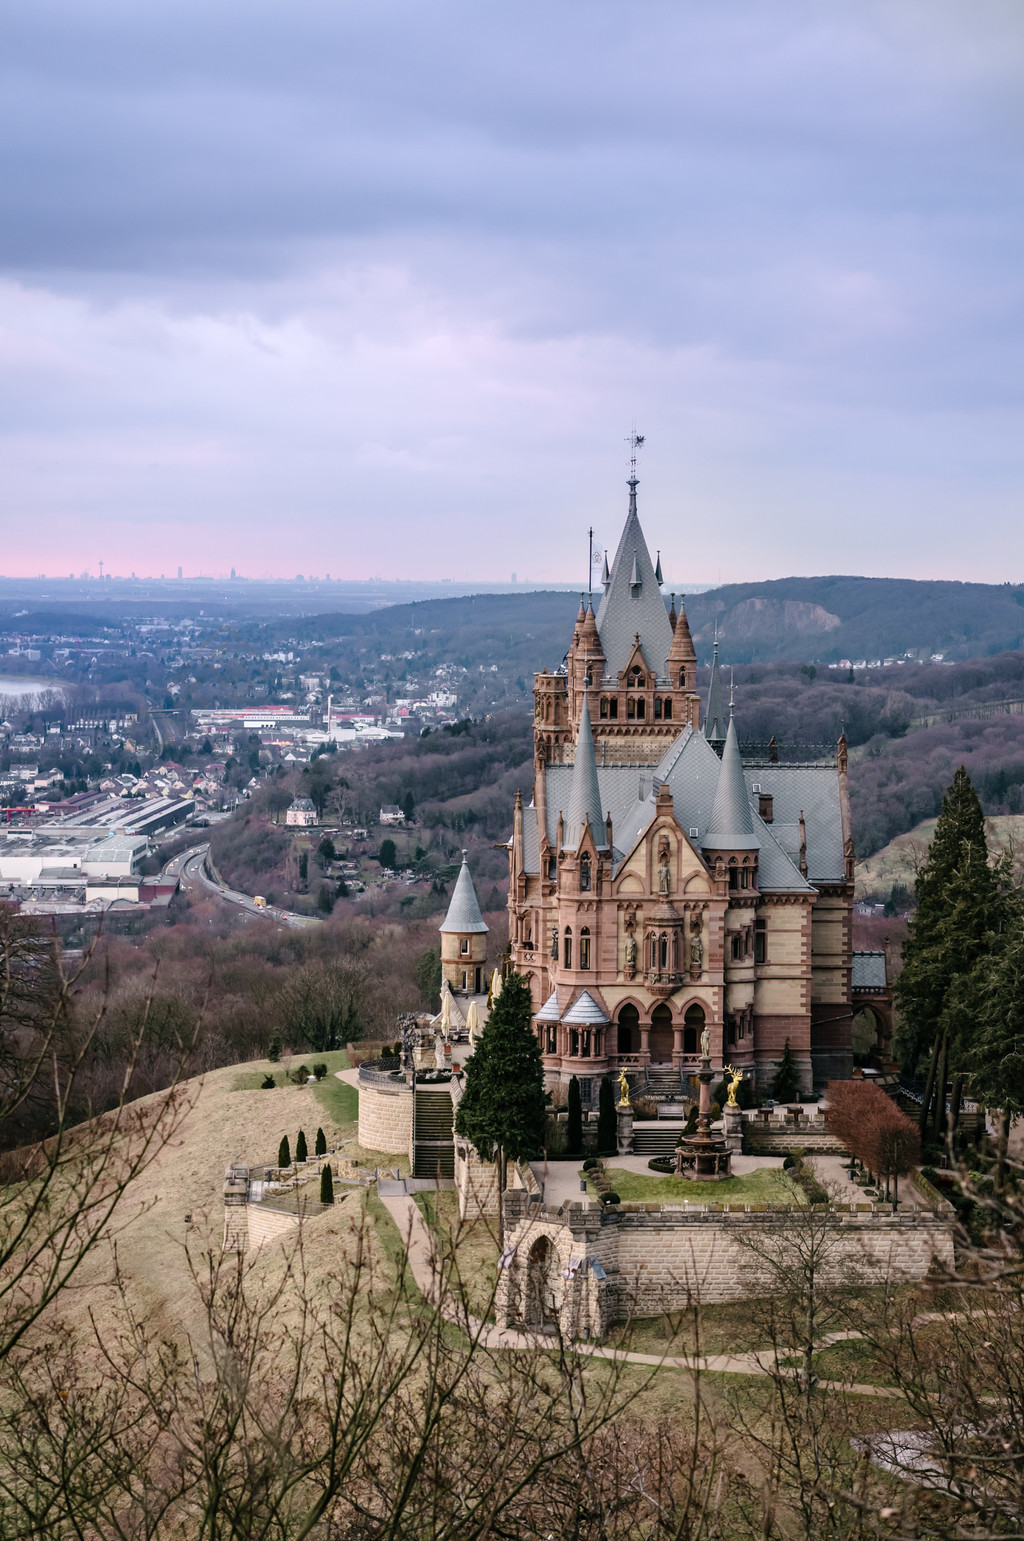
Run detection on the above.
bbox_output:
[439,854,489,994]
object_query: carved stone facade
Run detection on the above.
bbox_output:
[505,476,876,1097]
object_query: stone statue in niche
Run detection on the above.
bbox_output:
[623,928,637,978]
[657,837,672,895]
[689,916,703,976]
[550,925,559,960]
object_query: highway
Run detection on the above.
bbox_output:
[164,843,321,929]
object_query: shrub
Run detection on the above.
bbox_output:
[278,1135,291,1168]
[296,1130,308,1163]
[599,1191,620,1206]
[581,1157,599,1171]
[267,1033,282,1063]
[567,1076,583,1156]
[290,1065,310,1085]
[709,1102,721,1121]
[630,1095,659,1121]
[320,1163,334,1204]
[312,1062,328,1081]
[315,1127,327,1156]
[261,1075,276,1089]
[648,1157,675,1174]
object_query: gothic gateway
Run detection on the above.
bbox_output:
[503,475,861,1099]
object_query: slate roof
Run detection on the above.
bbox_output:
[741,763,846,885]
[438,857,489,934]
[594,479,672,679]
[560,990,609,1025]
[563,691,607,849]
[535,989,561,1021]
[852,950,888,991]
[704,641,724,742]
[703,716,759,851]
[289,797,316,812]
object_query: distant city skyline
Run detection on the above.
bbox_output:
[2,3,1023,584]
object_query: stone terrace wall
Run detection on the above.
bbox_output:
[357,1079,413,1156]
[497,1191,955,1339]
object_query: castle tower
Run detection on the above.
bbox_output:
[439,855,489,994]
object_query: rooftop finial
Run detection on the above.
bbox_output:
[729,667,735,713]
[626,426,645,479]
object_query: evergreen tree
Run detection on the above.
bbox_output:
[597,1076,617,1153]
[454,971,546,1246]
[566,1076,583,1155]
[320,1163,334,1204]
[278,1135,290,1169]
[296,1129,308,1163]
[895,766,1000,1072]
[267,1033,281,1063]
[315,1126,327,1157]
[771,1038,801,1103]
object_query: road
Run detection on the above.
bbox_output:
[165,843,321,929]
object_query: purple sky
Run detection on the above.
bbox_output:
[2,1,1023,584]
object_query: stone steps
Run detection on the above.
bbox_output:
[632,1124,684,1156]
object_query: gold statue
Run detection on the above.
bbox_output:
[618,1069,631,1107]
[722,1064,743,1109]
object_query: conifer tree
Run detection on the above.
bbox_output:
[320,1163,334,1204]
[771,1038,800,1103]
[597,1075,617,1153]
[454,971,545,1246]
[315,1127,327,1157]
[566,1076,583,1155]
[296,1129,308,1164]
[278,1135,290,1169]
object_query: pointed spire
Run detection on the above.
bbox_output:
[655,550,663,585]
[667,593,697,680]
[564,690,607,849]
[668,593,677,629]
[577,593,587,623]
[703,714,759,852]
[594,476,673,677]
[438,854,489,933]
[601,551,611,589]
[704,640,724,745]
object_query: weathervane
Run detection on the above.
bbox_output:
[626,427,645,478]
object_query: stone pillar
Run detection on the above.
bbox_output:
[616,1102,634,1155]
[672,1024,684,1066]
[222,1167,249,1253]
[639,1024,650,1064]
[722,1105,744,1154]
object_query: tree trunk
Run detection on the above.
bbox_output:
[931,1030,950,1143]
[950,1074,964,1140]
[497,1142,506,1253]
[996,1111,1010,1193]
[920,1033,941,1139]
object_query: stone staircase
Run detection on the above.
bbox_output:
[643,1067,685,1098]
[413,1088,455,1179]
[631,1122,684,1157]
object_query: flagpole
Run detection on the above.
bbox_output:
[588,526,593,598]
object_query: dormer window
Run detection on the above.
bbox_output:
[627,666,645,689]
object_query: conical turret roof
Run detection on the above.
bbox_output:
[564,690,607,849]
[704,641,725,743]
[667,594,697,671]
[594,478,673,678]
[439,855,489,933]
[703,714,759,851]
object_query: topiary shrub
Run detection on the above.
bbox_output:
[261,1075,276,1089]
[290,1065,311,1086]
[312,1062,328,1081]
[278,1135,291,1168]
[582,1157,600,1171]
[315,1127,327,1157]
[296,1130,308,1163]
[648,1157,675,1174]
[320,1163,334,1204]
[599,1191,620,1206]
[267,1033,281,1062]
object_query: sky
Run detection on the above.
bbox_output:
[2,0,1024,586]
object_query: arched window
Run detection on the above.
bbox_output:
[584,668,593,686]
[635,698,646,720]
[628,666,645,689]
[649,933,658,970]
[563,928,573,968]
[599,697,608,719]
[683,1003,705,1056]
[627,697,636,720]
[654,697,663,720]
[728,858,739,891]
[658,932,668,970]
[663,698,672,720]
[678,668,687,688]
[608,697,618,719]
[579,854,591,892]
[579,927,591,969]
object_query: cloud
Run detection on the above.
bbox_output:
[1,0,1023,581]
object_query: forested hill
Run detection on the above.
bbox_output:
[272,575,1024,669]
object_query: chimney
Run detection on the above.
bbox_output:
[758,791,773,823]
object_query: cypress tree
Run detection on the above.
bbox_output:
[597,1075,617,1153]
[320,1163,334,1204]
[315,1126,327,1157]
[454,971,546,1246]
[566,1076,583,1155]
[896,766,1000,1072]
[277,1135,290,1169]
[295,1129,308,1163]
[771,1038,801,1103]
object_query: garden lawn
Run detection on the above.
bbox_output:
[589,1167,801,1206]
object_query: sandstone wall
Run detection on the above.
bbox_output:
[247,1205,301,1249]
[357,1081,414,1155]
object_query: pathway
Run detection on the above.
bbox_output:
[376,1191,903,1398]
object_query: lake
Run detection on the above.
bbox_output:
[0,676,67,701]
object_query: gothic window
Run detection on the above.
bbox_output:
[683,1003,704,1055]
[599,697,608,719]
[741,865,750,889]
[755,916,767,965]
[654,696,663,720]
[608,697,618,719]
[627,666,645,689]
[727,1019,736,1045]
[546,1025,557,1054]
[627,697,636,720]
[658,932,668,970]
[569,1028,580,1056]
[563,928,573,968]
[728,859,739,891]
[635,698,646,720]
[579,927,591,970]
[678,668,687,688]
[579,854,591,892]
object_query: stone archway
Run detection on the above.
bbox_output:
[649,1003,673,1063]
[526,1234,557,1326]
[683,1002,705,1057]
[617,1003,639,1055]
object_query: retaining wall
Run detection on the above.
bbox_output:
[357,1079,414,1155]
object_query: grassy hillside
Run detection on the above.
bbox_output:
[855,814,1024,904]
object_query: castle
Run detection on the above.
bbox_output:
[487,474,876,1099]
